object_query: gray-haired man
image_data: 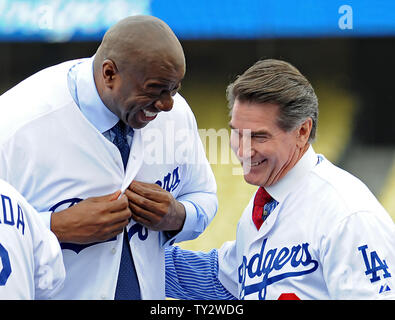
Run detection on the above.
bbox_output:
[165,59,395,300]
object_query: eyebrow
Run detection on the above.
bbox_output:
[173,82,182,92]
[145,81,181,92]
[229,123,272,137]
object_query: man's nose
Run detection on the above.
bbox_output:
[154,91,174,112]
[237,133,254,159]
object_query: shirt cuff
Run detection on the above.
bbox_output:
[39,210,53,230]
[160,200,198,247]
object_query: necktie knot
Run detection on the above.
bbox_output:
[112,120,131,170]
[113,120,129,143]
[252,187,273,230]
[254,187,272,207]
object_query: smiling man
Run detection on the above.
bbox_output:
[229,101,311,188]
[165,59,395,300]
[93,17,185,129]
[0,15,217,299]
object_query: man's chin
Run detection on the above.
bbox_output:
[127,117,150,130]
[243,174,264,187]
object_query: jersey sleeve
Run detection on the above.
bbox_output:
[321,210,395,299]
[0,145,10,182]
[24,199,66,299]
[0,180,65,299]
[217,240,240,298]
[165,246,236,300]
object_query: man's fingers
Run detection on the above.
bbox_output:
[125,188,170,216]
[109,219,130,233]
[130,212,152,227]
[124,189,157,211]
[98,224,127,243]
[107,194,130,213]
[129,201,157,225]
[125,181,184,231]
[93,190,122,201]
[98,212,131,241]
[108,207,132,223]
[109,190,122,201]
[125,189,161,228]
[128,181,165,201]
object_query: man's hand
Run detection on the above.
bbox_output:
[125,181,186,232]
[50,190,131,244]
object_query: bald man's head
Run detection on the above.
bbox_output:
[95,15,185,75]
[93,15,186,129]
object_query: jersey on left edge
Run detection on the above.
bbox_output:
[0,179,65,299]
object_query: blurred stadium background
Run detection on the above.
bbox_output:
[0,0,394,252]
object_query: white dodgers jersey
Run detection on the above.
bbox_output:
[0,179,65,299]
[218,147,395,300]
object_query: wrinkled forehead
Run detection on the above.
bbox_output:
[127,49,185,84]
[230,99,282,131]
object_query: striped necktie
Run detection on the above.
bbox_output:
[112,120,141,300]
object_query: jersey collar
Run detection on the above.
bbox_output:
[74,57,119,134]
[265,145,318,203]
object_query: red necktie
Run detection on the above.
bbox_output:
[252,187,272,230]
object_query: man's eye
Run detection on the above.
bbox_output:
[170,84,181,96]
[145,92,159,99]
[253,135,268,142]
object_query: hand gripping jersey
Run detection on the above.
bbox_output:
[0,179,65,299]
[218,147,395,300]
[0,60,217,299]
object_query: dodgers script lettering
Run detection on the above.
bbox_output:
[238,238,318,299]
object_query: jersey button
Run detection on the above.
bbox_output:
[111,248,116,254]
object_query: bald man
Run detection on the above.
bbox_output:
[0,15,217,299]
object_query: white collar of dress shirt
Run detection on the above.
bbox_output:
[75,56,119,134]
[265,145,317,203]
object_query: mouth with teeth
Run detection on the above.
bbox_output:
[143,110,158,117]
[248,159,267,167]
[137,108,159,123]
[240,159,267,175]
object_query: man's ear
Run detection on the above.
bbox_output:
[296,117,313,147]
[102,59,119,88]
